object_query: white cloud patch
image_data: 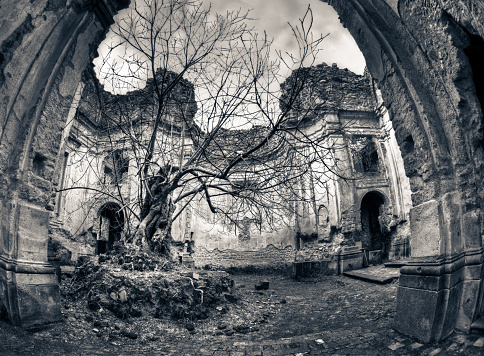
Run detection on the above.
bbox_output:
[207,0,365,74]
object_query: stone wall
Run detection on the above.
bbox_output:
[0,0,128,327]
[323,0,484,342]
[192,245,296,271]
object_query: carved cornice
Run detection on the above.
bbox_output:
[400,247,484,276]
[0,255,56,275]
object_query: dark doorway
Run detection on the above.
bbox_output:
[360,192,385,252]
[97,203,124,254]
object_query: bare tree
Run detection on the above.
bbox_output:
[66,0,352,256]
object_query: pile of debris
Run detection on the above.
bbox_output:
[62,244,237,322]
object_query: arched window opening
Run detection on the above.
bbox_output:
[318,205,329,228]
[350,137,380,173]
[103,150,129,185]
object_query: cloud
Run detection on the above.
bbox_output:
[94,0,366,93]
[208,0,365,74]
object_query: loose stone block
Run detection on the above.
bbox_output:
[394,285,445,342]
[16,273,62,328]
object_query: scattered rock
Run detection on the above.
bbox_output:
[409,342,423,349]
[388,342,404,351]
[255,281,269,290]
[280,299,287,304]
[234,324,250,334]
[120,329,138,339]
[118,288,128,303]
[473,338,484,347]
[224,294,238,303]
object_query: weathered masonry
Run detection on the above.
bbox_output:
[322,0,484,343]
[0,0,128,328]
[0,0,483,344]
[49,63,411,271]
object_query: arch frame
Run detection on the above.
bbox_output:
[0,0,129,328]
[322,0,484,342]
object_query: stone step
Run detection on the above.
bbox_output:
[384,261,407,268]
[470,317,484,334]
[343,265,400,284]
[343,270,397,284]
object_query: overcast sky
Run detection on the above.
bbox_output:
[94,0,366,91]
[207,0,365,74]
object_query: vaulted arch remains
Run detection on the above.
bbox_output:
[323,0,484,342]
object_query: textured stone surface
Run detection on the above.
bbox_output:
[410,200,441,257]
[0,0,129,327]
[322,0,484,340]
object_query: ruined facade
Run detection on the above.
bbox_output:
[48,67,198,263]
[48,63,411,269]
[0,0,483,345]
[321,0,484,343]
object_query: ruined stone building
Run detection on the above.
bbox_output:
[48,62,412,271]
[48,67,198,262]
[1,0,484,345]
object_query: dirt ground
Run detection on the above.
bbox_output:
[1,272,483,355]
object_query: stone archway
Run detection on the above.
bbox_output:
[0,0,483,343]
[322,0,484,342]
[97,202,125,254]
[360,191,385,252]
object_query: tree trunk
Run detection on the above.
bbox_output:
[133,181,175,258]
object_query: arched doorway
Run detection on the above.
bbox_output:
[360,191,385,251]
[97,203,125,254]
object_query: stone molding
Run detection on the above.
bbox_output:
[0,256,56,275]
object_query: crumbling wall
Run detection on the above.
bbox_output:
[323,0,484,341]
[0,0,129,327]
[192,245,295,271]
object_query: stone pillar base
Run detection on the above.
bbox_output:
[394,251,482,342]
[0,258,62,328]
